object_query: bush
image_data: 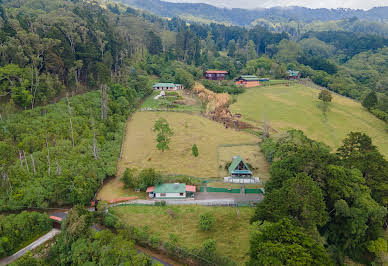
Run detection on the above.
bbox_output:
[121,168,137,189]
[192,144,199,157]
[149,235,161,249]
[137,168,162,191]
[199,212,215,231]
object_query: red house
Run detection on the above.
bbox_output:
[205,70,228,81]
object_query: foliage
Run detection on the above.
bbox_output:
[48,207,152,265]
[120,168,161,191]
[121,168,137,189]
[362,91,378,109]
[251,173,328,229]
[192,144,199,157]
[318,90,332,102]
[153,118,174,152]
[256,130,387,263]
[248,219,331,266]
[0,84,139,210]
[201,79,244,95]
[199,212,215,231]
[0,211,51,257]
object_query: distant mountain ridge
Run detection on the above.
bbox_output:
[115,0,388,25]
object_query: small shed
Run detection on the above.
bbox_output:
[205,70,228,81]
[152,83,182,91]
[147,183,196,199]
[228,155,252,178]
[235,75,260,87]
[287,70,301,80]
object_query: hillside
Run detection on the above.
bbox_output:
[116,0,388,25]
[230,83,388,157]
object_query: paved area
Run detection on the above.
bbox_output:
[0,229,60,266]
[195,192,263,202]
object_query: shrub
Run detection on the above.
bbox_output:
[161,200,166,206]
[199,212,215,231]
[149,235,161,249]
[137,168,162,191]
[121,168,137,189]
[192,144,199,157]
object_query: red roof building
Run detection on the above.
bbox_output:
[205,70,228,81]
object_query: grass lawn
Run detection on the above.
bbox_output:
[114,205,254,264]
[230,84,388,157]
[116,112,262,178]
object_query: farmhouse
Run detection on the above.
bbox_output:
[235,75,260,88]
[152,83,183,90]
[205,70,228,81]
[146,183,196,199]
[287,70,301,80]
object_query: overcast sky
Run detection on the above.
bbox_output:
[166,0,388,10]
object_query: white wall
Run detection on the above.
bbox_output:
[155,192,186,198]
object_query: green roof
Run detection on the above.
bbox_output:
[154,183,186,193]
[237,75,260,81]
[287,70,300,77]
[153,83,177,88]
[228,155,252,175]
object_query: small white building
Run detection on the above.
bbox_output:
[146,183,196,199]
[152,83,183,91]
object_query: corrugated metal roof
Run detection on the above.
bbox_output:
[287,70,300,77]
[153,83,177,87]
[146,186,155,192]
[228,155,252,175]
[154,183,186,193]
[206,70,228,74]
[237,75,260,81]
[186,185,196,192]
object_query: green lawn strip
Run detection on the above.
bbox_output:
[114,205,254,264]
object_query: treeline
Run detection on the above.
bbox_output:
[250,130,388,264]
[0,72,151,210]
[0,0,159,110]
[0,211,51,257]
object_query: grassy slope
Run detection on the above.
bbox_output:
[117,111,261,178]
[114,205,254,264]
[97,111,269,200]
[230,84,388,157]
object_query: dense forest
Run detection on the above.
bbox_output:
[0,0,387,265]
[252,130,388,264]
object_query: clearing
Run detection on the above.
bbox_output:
[116,111,262,178]
[114,205,254,264]
[230,83,388,157]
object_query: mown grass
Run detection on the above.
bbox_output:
[114,205,254,264]
[230,84,388,157]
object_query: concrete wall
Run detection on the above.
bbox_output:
[155,192,186,198]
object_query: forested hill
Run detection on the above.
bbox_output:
[116,0,388,25]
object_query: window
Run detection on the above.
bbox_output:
[180,193,184,196]
[160,193,166,197]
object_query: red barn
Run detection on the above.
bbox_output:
[205,70,228,81]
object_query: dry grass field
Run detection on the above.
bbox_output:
[116,112,261,178]
[114,205,254,264]
[230,84,388,157]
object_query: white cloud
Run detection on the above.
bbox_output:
[166,0,388,10]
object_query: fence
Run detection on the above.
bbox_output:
[200,186,264,194]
